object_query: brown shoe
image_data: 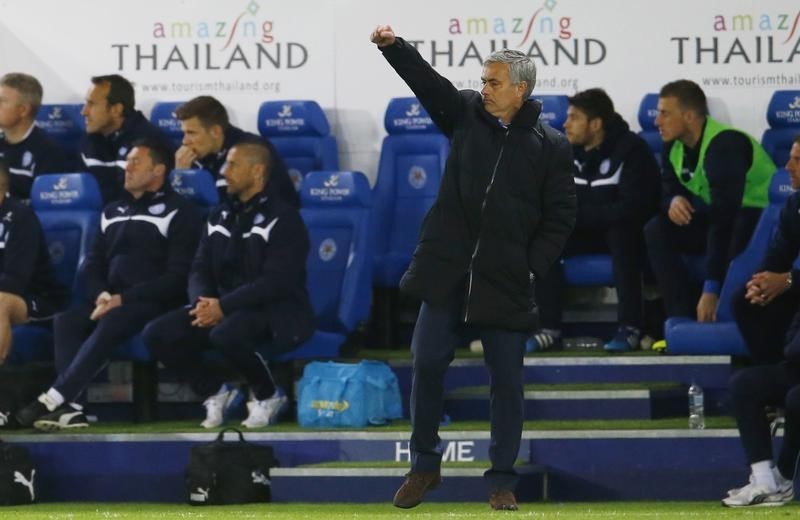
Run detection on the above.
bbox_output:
[489,489,518,511]
[392,471,441,508]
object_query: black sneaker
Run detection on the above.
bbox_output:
[15,399,50,428]
[33,404,89,431]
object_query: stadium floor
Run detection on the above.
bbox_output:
[1,501,798,518]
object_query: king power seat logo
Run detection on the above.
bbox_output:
[405,0,607,69]
[262,104,307,132]
[671,10,800,64]
[112,0,308,71]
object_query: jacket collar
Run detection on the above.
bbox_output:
[477,98,543,129]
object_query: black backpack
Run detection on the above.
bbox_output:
[0,440,37,505]
[186,428,278,505]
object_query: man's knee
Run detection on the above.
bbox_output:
[0,292,28,324]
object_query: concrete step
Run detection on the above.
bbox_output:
[444,383,687,420]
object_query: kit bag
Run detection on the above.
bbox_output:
[297,359,403,428]
[186,428,277,505]
[0,440,37,505]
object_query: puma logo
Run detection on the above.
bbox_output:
[13,469,35,501]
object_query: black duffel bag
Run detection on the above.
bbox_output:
[186,427,278,505]
[0,439,37,505]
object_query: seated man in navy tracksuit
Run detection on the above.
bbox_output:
[79,74,175,203]
[173,95,299,207]
[144,140,314,429]
[0,73,70,200]
[531,88,660,352]
[15,137,201,430]
[0,159,67,369]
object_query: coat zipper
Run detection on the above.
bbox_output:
[464,128,509,323]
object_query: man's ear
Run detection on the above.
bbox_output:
[589,117,603,134]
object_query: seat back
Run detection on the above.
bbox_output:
[257,100,338,191]
[372,97,449,286]
[534,94,569,132]
[150,102,186,149]
[716,169,792,321]
[761,91,800,166]
[301,171,372,334]
[638,93,663,166]
[30,173,103,295]
[35,103,85,163]
[169,168,219,210]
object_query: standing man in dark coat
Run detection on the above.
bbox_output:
[371,25,576,511]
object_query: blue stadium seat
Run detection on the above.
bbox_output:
[761,90,800,166]
[638,93,663,166]
[257,100,338,191]
[563,254,614,287]
[169,168,219,209]
[9,173,103,364]
[372,97,449,288]
[150,102,185,149]
[273,170,373,360]
[534,94,569,132]
[35,103,85,163]
[665,169,791,355]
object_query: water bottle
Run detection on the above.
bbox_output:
[688,382,705,430]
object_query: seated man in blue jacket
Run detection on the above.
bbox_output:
[80,74,175,203]
[0,73,70,200]
[0,159,67,368]
[731,135,800,366]
[15,137,202,430]
[173,96,299,207]
[531,88,660,352]
[144,140,314,429]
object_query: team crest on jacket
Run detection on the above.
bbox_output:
[118,147,128,157]
[22,151,33,167]
[599,159,611,175]
[0,223,5,237]
[319,238,337,262]
[253,213,266,225]
[148,203,166,215]
[408,166,427,189]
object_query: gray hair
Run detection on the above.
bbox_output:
[0,73,43,116]
[484,50,536,99]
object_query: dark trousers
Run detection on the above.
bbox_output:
[729,362,800,478]
[536,224,644,330]
[409,289,527,492]
[143,306,285,400]
[732,287,800,365]
[644,209,759,318]
[53,302,164,402]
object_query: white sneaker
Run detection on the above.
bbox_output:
[722,478,794,507]
[241,390,288,428]
[201,384,242,429]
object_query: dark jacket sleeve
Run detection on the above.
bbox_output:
[84,222,109,303]
[704,131,753,288]
[121,203,202,304]
[527,131,577,279]
[218,210,309,314]
[379,37,463,138]
[577,140,660,228]
[188,217,218,302]
[0,208,43,295]
[763,193,800,293]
